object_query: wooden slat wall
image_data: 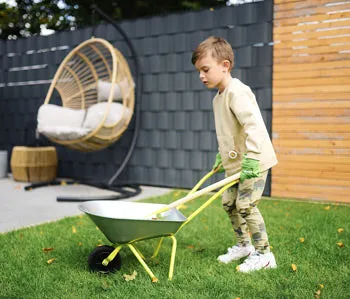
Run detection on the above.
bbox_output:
[272,0,350,203]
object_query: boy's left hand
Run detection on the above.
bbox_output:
[240,155,260,182]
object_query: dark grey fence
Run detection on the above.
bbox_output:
[0,0,273,193]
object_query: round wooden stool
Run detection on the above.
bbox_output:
[10,146,58,182]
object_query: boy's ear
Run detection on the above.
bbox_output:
[222,60,231,71]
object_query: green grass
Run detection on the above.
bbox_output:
[0,191,349,299]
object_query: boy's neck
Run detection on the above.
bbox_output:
[218,75,232,94]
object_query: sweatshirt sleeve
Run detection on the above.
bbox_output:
[229,91,266,160]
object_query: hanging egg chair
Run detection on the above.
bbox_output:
[37,37,135,152]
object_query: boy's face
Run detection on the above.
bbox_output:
[194,52,230,92]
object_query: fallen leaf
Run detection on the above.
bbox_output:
[177,204,187,210]
[42,247,54,253]
[338,228,344,233]
[123,270,137,281]
[78,242,83,246]
[314,289,321,298]
[47,258,56,265]
[102,280,110,290]
[336,242,344,248]
[291,264,297,272]
[299,237,305,243]
[324,206,331,210]
[72,226,77,234]
[60,180,67,186]
[319,284,324,289]
[187,245,195,249]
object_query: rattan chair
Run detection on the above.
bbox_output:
[38,37,135,152]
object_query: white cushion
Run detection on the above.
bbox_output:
[37,104,91,140]
[97,78,134,102]
[83,102,131,130]
[37,125,91,140]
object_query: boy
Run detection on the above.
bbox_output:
[191,36,278,272]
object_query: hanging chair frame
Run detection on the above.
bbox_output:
[42,37,135,152]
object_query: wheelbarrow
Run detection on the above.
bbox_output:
[79,169,240,282]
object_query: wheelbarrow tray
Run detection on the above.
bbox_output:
[79,201,187,244]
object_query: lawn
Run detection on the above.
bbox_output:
[0,190,349,299]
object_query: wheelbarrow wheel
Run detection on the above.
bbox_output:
[88,245,122,274]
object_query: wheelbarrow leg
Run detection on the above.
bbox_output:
[127,244,158,283]
[151,237,164,259]
[168,235,177,281]
[102,245,122,266]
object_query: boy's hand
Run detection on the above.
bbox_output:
[213,152,225,173]
[240,155,260,182]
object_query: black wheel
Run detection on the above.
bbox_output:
[88,245,122,274]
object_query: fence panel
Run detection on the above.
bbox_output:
[272,0,350,202]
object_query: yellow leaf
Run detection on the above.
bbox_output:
[291,264,297,272]
[319,284,324,289]
[60,180,67,186]
[299,237,305,243]
[102,280,110,290]
[47,258,56,265]
[123,270,137,282]
[338,228,344,233]
[324,206,331,210]
[42,247,54,253]
[72,226,77,234]
[177,204,187,210]
[78,242,83,246]
[336,242,344,248]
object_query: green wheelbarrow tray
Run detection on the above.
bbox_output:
[79,169,240,282]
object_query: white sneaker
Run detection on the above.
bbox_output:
[236,251,277,273]
[217,245,255,264]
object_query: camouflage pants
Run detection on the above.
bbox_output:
[222,170,270,253]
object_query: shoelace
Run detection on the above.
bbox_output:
[227,246,241,253]
[243,252,262,266]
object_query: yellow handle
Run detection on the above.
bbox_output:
[149,172,240,217]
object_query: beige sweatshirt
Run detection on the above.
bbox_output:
[212,77,278,176]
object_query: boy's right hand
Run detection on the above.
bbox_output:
[213,152,225,173]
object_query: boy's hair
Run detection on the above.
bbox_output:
[191,36,234,71]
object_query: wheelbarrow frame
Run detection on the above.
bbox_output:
[81,169,240,282]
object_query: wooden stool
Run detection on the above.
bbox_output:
[10,146,58,182]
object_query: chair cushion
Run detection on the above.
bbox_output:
[97,78,134,102]
[37,104,91,140]
[37,102,131,141]
[83,102,131,130]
